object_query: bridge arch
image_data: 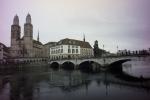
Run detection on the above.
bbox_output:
[79,61,101,73]
[108,59,131,72]
[62,61,75,70]
[51,62,59,69]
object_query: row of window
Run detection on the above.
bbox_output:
[58,41,77,45]
[11,50,43,56]
[51,46,63,50]
[81,49,93,55]
[51,45,78,50]
[51,48,93,55]
[51,48,79,54]
[51,49,63,54]
[68,40,76,45]
[83,51,93,55]
[68,49,78,54]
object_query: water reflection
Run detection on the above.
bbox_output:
[0,60,150,100]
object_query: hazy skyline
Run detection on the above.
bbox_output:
[1,0,150,53]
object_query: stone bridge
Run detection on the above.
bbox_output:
[48,56,137,71]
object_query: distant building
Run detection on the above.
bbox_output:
[117,48,150,56]
[43,42,57,58]
[10,14,44,58]
[117,49,128,56]
[49,38,94,60]
[0,43,9,63]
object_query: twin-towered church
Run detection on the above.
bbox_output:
[10,14,44,58]
[10,13,94,60]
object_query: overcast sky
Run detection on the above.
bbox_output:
[0,0,150,53]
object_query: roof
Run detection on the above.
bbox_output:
[33,40,43,45]
[44,42,57,46]
[0,42,7,48]
[57,38,92,48]
[0,42,9,52]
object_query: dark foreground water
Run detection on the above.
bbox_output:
[0,58,150,100]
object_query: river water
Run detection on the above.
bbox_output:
[0,57,150,100]
[123,57,150,78]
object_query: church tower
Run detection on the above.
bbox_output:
[23,13,33,57]
[24,13,33,38]
[10,14,21,57]
[11,14,21,46]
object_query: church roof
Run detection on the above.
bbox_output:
[57,38,92,48]
[33,40,43,45]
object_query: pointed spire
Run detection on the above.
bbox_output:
[37,30,39,41]
[83,33,85,42]
[26,13,31,24]
[13,14,19,25]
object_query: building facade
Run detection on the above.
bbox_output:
[49,38,94,60]
[43,42,57,58]
[10,14,44,58]
[9,14,94,60]
[0,43,9,64]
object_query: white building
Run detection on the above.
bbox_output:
[49,38,94,60]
